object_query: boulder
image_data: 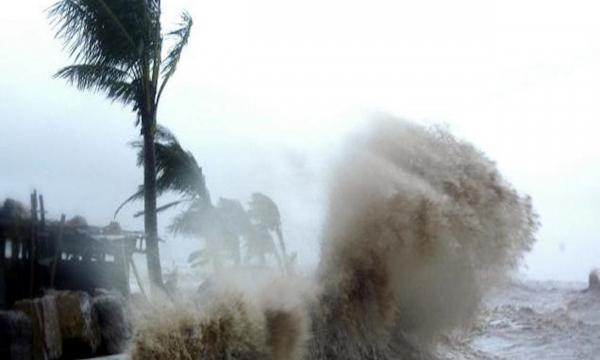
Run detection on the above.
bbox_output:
[589,269,600,292]
[14,295,62,360]
[52,290,101,358]
[0,310,32,360]
[94,292,132,354]
[39,296,62,360]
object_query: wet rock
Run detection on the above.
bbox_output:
[589,269,600,292]
[52,290,101,358]
[0,310,32,360]
[94,292,132,354]
[14,296,62,360]
[39,296,62,360]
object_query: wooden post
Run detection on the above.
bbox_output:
[38,194,46,287]
[50,215,66,289]
[29,190,38,297]
[130,257,148,301]
[38,195,45,232]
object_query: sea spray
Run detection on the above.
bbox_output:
[129,117,538,359]
[311,117,538,358]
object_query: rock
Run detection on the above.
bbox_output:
[38,296,62,360]
[52,290,101,358]
[0,310,32,360]
[589,269,600,292]
[94,292,132,354]
[13,300,43,360]
[14,296,62,360]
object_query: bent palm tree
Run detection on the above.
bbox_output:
[248,192,289,274]
[49,0,193,291]
[115,125,210,219]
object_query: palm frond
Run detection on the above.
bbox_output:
[113,185,144,218]
[154,141,207,198]
[168,200,213,236]
[54,64,137,104]
[119,126,210,219]
[187,249,210,267]
[156,11,193,103]
[129,125,208,197]
[130,124,177,167]
[48,0,152,66]
[217,198,252,236]
[132,198,191,218]
[248,192,281,230]
[155,124,178,144]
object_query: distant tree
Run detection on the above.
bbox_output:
[0,199,28,219]
[49,0,193,292]
[248,192,289,274]
[183,199,246,272]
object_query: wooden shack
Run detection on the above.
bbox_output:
[0,192,144,309]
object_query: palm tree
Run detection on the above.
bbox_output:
[115,125,210,218]
[247,192,289,274]
[117,129,287,275]
[183,199,246,272]
[49,0,193,291]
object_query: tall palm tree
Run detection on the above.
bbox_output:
[49,0,193,291]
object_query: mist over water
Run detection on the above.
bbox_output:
[130,117,538,359]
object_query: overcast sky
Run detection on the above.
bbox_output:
[1,0,599,281]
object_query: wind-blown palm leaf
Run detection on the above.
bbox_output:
[115,125,209,217]
[187,249,210,268]
[157,11,193,103]
[54,64,137,104]
[168,200,214,237]
[217,198,252,236]
[248,192,281,230]
[114,184,144,218]
[132,198,192,218]
[49,0,156,69]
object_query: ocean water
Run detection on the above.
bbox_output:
[439,280,600,360]
[94,279,600,360]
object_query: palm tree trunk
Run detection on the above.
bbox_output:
[142,115,164,293]
[275,226,289,275]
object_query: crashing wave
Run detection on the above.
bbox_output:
[129,117,538,359]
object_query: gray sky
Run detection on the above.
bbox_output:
[1,0,599,281]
